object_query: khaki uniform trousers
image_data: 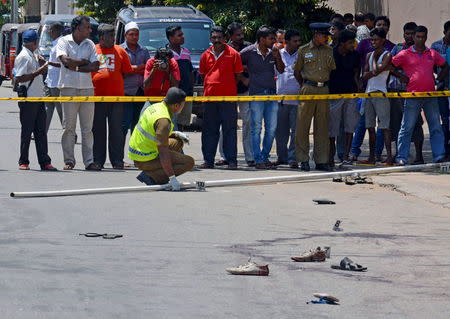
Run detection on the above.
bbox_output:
[134,138,195,184]
[295,84,330,164]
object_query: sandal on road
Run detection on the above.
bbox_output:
[344,176,356,185]
[331,257,367,272]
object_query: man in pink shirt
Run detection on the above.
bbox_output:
[392,25,449,164]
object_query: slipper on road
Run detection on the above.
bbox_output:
[331,257,367,272]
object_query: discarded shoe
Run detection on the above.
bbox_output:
[332,177,343,183]
[291,247,326,262]
[344,176,356,185]
[355,176,373,184]
[307,293,340,305]
[225,258,269,276]
[331,257,367,272]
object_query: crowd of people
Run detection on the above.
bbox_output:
[12,13,450,181]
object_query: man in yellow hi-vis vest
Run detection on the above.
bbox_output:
[128,87,194,191]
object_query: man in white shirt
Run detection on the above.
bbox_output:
[356,12,374,42]
[44,21,64,133]
[56,16,100,170]
[14,30,56,171]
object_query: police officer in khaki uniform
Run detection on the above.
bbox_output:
[294,23,336,171]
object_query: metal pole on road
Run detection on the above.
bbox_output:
[9,162,449,198]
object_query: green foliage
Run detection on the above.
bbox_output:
[165,0,333,42]
[74,0,333,42]
[0,3,11,26]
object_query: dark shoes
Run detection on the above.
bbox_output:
[199,162,214,169]
[85,163,102,171]
[436,157,449,163]
[41,164,57,171]
[289,162,299,169]
[315,163,333,172]
[247,161,256,167]
[136,172,155,185]
[226,163,238,170]
[255,162,277,170]
[215,159,229,166]
[300,162,310,171]
[112,163,124,170]
[274,160,287,166]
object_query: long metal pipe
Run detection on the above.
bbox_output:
[9,162,448,198]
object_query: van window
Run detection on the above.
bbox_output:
[11,30,18,48]
[138,22,212,54]
[39,23,99,57]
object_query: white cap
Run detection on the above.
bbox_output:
[125,22,139,33]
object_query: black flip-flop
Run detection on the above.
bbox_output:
[79,233,123,239]
[331,257,367,272]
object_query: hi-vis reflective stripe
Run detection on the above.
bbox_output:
[128,146,156,157]
[136,123,157,142]
[2,90,450,103]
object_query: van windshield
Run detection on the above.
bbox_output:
[39,23,99,56]
[138,22,212,54]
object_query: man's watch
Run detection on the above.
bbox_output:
[75,66,80,72]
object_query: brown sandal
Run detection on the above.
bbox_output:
[63,163,74,170]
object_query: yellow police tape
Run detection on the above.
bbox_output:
[2,90,450,103]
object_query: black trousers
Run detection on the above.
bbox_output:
[93,102,124,166]
[201,102,237,165]
[18,102,51,168]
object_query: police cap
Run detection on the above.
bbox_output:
[309,22,332,35]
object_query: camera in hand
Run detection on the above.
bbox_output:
[155,47,173,71]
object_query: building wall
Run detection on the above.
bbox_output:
[23,0,41,22]
[327,0,450,44]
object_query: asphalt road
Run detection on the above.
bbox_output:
[0,82,449,319]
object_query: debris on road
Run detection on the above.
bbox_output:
[79,233,123,239]
[225,258,269,276]
[291,247,327,262]
[313,199,336,205]
[307,293,340,305]
[331,257,367,272]
[333,220,343,232]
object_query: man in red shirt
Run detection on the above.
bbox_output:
[143,48,180,97]
[91,24,133,169]
[392,25,449,164]
[198,26,245,170]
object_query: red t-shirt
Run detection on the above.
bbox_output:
[143,57,181,96]
[199,44,243,96]
[92,44,133,96]
[392,46,446,92]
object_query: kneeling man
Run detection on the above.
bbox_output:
[129,88,194,191]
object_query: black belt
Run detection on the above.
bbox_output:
[304,80,329,87]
